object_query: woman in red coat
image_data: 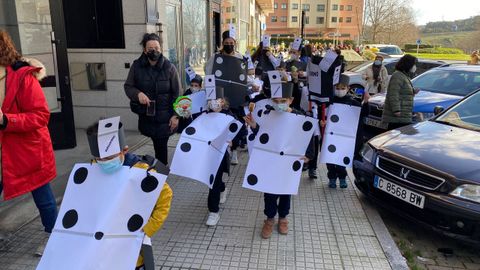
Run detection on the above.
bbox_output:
[0,30,57,256]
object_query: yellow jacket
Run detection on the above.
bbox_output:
[132,162,173,267]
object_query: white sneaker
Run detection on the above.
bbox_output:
[231,150,239,165]
[220,188,228,204]
[206,212,220,226]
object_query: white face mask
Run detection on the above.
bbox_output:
[191,87,201,93]
[335,89,348,98]
[273,102,289,112]
[409,65,417,73]
[290,54,299,61]
[208,99,222,112]
[374,60,382,66]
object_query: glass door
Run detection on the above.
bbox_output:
[11,0,76,149]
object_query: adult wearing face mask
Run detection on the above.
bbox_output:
[382,54,419,130]
[363,55,388,96]
[204,31,244,75]
[125,33,181,166]
[204,31,248,165]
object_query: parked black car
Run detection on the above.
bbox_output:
[354,89,480,244]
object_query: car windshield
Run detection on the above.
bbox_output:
[413,69,480,96]
[349,61,373,72]
[378,46,402,55]
[435,91,480,132]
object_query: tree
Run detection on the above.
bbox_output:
[363,0,417,44]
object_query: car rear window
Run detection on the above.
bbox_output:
[413,70,480,96]
[378,46,402,55]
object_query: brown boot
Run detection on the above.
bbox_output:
[278,218,289,235]
[261,218,275,239]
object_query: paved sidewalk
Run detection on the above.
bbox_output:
[0,135,401,270]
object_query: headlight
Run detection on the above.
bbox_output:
[416,112,435,122]
[360,143,375,163]
[450,184,480,203]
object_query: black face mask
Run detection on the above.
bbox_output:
[146,50,161,61]
[223,45,234,54]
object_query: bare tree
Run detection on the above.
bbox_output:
[363,0,416,44]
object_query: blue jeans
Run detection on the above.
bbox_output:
[0,182,57,233]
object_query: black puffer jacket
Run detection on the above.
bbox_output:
[124,53,181,138]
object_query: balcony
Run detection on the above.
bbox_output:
[256,0,274,14]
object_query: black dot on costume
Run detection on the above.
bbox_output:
[272,75,277,80]
[94,232,104,240]
[302,121,313,132]
[292,161,302,171]
[229,123,239,133]
[259,133,269,144]
[343,157,351,165]
[105,123,112,128]
[62,209,78,229]
[141,175,158,193]
[127,214,144,232]
[180,143,191,152]
[209,174,214,185]
[185,127,196,135]
[257,109,263,118]
[208,141,211,145]
[280,151,284,156]
[331,115,340,123]
[330,132,334,135]
[328,145,336,153]
[247,174,258,185]
[248,134,256,141]
[73,167,88,184]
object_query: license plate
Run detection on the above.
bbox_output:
[365,117,388,129]
[374,176,425,209]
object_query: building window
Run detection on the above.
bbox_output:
[231,6,235,12]
[226,7,231,12]
[305,16,309,24]
[339,17,343,23]
[316,17,324,24]
[63,0,125,48]
[347,5,353,11]
[317,4,325,12]
[271,16,277,22]
[331,16,337,23]
[292,16,298,22]
[302,4,310,11]
[340,5,344,11]
[346,17,352,23]
[274,3,278,9]
[280,16,287,22]
[226,18,231,23]
[281,3,287,9]
[332,4,338,10]
[292,3,298,9]
[232,18,236,23]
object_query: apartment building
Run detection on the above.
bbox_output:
[265,0,363,42]
[221,0,274,53]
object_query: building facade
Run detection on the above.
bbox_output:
[221,0,274,53]
[0,0,224,149]
[265,0,363,43]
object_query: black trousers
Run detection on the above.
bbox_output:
[326,164,347,180]
[308,135,319,170]
[264,193,291,219]
[152,137,169,165]
[230,107,246,151]
[208,166,225,213]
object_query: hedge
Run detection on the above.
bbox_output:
[405,47,465,54]
[404,44,434,50]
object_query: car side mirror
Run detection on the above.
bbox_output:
[434,106,444,115]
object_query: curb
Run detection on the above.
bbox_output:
[348,170,409,270]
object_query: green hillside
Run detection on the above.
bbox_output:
[419,31,476,48]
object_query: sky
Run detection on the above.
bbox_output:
[412,0,480,25]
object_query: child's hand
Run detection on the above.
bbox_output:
[243,114,257,129]
[300,156,310,163]
[320,120,326,128]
